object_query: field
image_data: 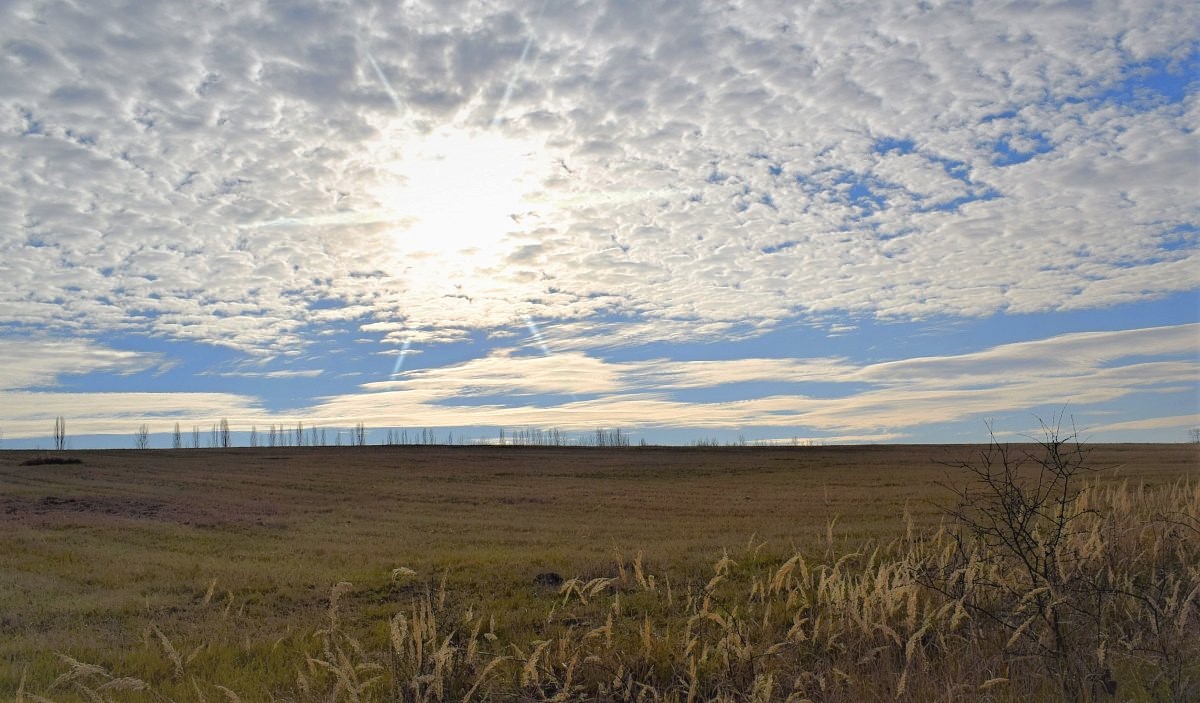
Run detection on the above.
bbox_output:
[1,443,1196,701]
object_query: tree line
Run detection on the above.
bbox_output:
[38,417,640,449]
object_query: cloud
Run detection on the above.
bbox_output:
[362,349,622,396]
[850,324,1200,388]
[0,338,165,390]
[0,0,1194,355]
[212,369,324,378]
[1083,413,1200,435]
[0,322,1191,440]
[0,390,267,438]
[307,322,1198,434]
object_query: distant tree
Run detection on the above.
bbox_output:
[192,425,201,449]
[134,424,150,450]
[295,421,304,447]
[268,424,277,447]
[249,425,258,448]
[172,422,182,449]
[354,422,367,446]
[591,427,629,447]
[53,416,66,450]
[219,418,231,448]
[1191,427,1200,444]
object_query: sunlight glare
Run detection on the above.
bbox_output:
[375,129,547,257]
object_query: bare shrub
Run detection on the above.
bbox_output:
[918,419,1200,701]
[134,424,150,450]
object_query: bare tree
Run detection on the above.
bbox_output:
[53,416,66,450]
[219,418,231,448]
[295,421,304,447]
[172,422,182,449]
[249,425,258,447]
[134,424,150,450]
[591,427,629,447]
[1190,427,1200,444]
[354,422,367,446]
[268,424,277,447]
[192,425,201,449]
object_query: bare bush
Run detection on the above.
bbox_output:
[918,419,1200,701]
[134,424,150,450]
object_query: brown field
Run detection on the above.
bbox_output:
[1,443,1196,700]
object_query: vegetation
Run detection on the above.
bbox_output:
[52,416,66,451]
[3,441,1196,701]
[133,425,150,450]
[18,456,83,466]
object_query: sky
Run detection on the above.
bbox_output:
[0,0,1197,448]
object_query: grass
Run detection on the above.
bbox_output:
[1,443,1196,701]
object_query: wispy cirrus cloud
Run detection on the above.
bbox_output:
[0,323,1193,440]
[0,338,167,390]
[304,322,1199,434]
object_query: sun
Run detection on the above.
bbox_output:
[373,129,548,257]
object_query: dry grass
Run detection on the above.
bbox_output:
[1,443,1196,701]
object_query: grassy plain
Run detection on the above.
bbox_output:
[1,443,1195,700]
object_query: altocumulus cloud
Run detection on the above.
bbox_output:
[0,0,1196,442]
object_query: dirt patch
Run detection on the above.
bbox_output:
[0,494,280,527]
[4,495,164,519]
